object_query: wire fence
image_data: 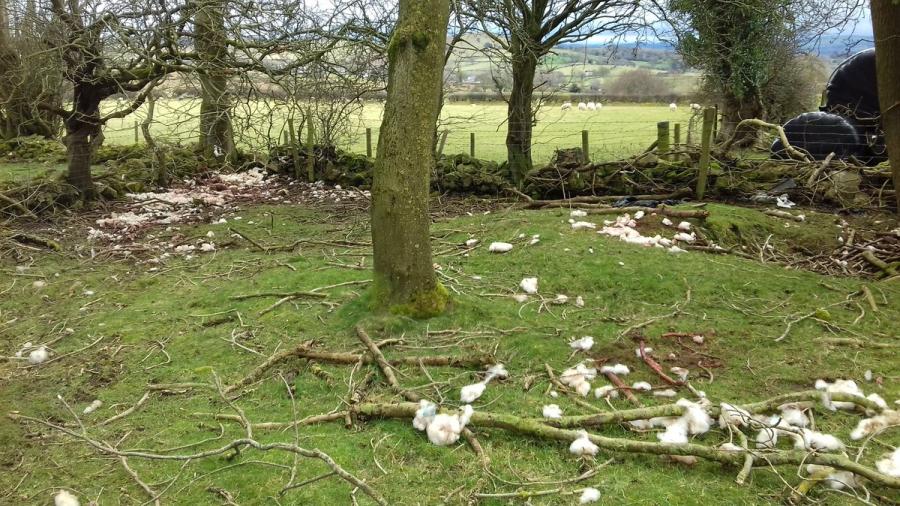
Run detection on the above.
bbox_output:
[100,99,707,165]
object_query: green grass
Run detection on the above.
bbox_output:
[1,202,897,505]
[99,100,697,165]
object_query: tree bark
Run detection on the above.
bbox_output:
[370,0,450,317]
[196,0,235,163]
[717,91,765,147]
[871,0,900,212]
[506,38,537,186]
[64,84,104,199]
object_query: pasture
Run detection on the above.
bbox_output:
[100,100,696,164]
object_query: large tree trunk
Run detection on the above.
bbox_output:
[370,0,450,317]
[506,36,537,186]
[717,91,765,147]
[63,84,104,199]
[871,0,900,212]
[196,0,235,163]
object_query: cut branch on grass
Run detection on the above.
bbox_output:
[516,189,694,209]
[352,402,900,489]
[101,391,152,426]
[225,340,494,394]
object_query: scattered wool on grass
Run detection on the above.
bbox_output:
[512,294,528,303]
[653,389,677,398]
[719,403,752,427]
[54,490,80,506]
[600,364,630,376]
[519,277,538,294]
[412,400,437,431]
[876,448,900,477]
[662,217,673,226]
[569,336,594,351]
[569,430,599,456]
[719,443,744,452]
[670,367,689,381]
[793,429,844,452]
[677,221,692,231]
[675,398,713,435]
[594,385,619,399]
[850,410,900,440]
[543,404,563,419]
[551,294,568,304]
[488,242,513,253]
[570,209,588,218]
[815,379,865,410]
[82,400,102,415]
[426,405,474,446]
[779,407,809,428]
[574,296,585,307]
[579,487,601,504]
[572,221,597,231]
[634,347,653,357]
[465,238,479,247]
[631,381,652,392]
[28,346,49,364]
[460,383,486,403]
[658,418,689,444]
[806,464,862,490]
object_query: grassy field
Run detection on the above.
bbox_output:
[100,100,696,164]
[1,196,897,505]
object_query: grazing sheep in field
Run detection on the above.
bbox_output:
[690,103,701,111]
[587,102,597,111]
[561,102,572,110]
[596,102,603,110]
[578,102,588,111]
[669,103,677,111]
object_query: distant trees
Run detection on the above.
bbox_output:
[370,0,450,316]
[605,68,668,98]
[462,0,638,186]
[870,0,900,212]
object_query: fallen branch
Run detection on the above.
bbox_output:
[603,370,642,407]
[519,189,693,209]
[763,209,805,222]
[584,205,709,219]
[862,250,898,277]
[637,339,682,386]
[717,119,811,162]
[101,391,152,426]
[225,342,492,394]
[0,193,37,218]
[354,402,900,488]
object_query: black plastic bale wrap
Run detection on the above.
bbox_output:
[771,112,865,160]
[771,48,888,165]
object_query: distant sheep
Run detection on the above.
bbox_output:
[596,102,603,110]
[669,103,677,111]
[578,102,588,111]
[587,102,597,111]
[690,103,701,111]
[561,102,572,110]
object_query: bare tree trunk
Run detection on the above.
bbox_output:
[196,0,235,163]
[871,0,900,212]
[717,91,765,147]
[64,84,103,199]
[370,0,451,317]
[506,36,537,187]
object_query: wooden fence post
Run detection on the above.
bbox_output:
[436,130,449,157]
[287,117,301,180]
[712,104,719,140]
[366,128,373,158]
[657,121,670,160]
[696,108,716,200]
[306,109,315,182]
[469,132,475,158]
[134,121,139,144]
[673,123,681,147]
[581,130,590,164]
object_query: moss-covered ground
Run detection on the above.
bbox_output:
[1,199,897,505]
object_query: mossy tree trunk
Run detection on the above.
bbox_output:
[196,0,235,164]
[506,34,537,187]
[871,0,900,213]
[370,0,451,317]
[64,83,106,200]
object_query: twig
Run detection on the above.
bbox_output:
[119,456,161,506]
